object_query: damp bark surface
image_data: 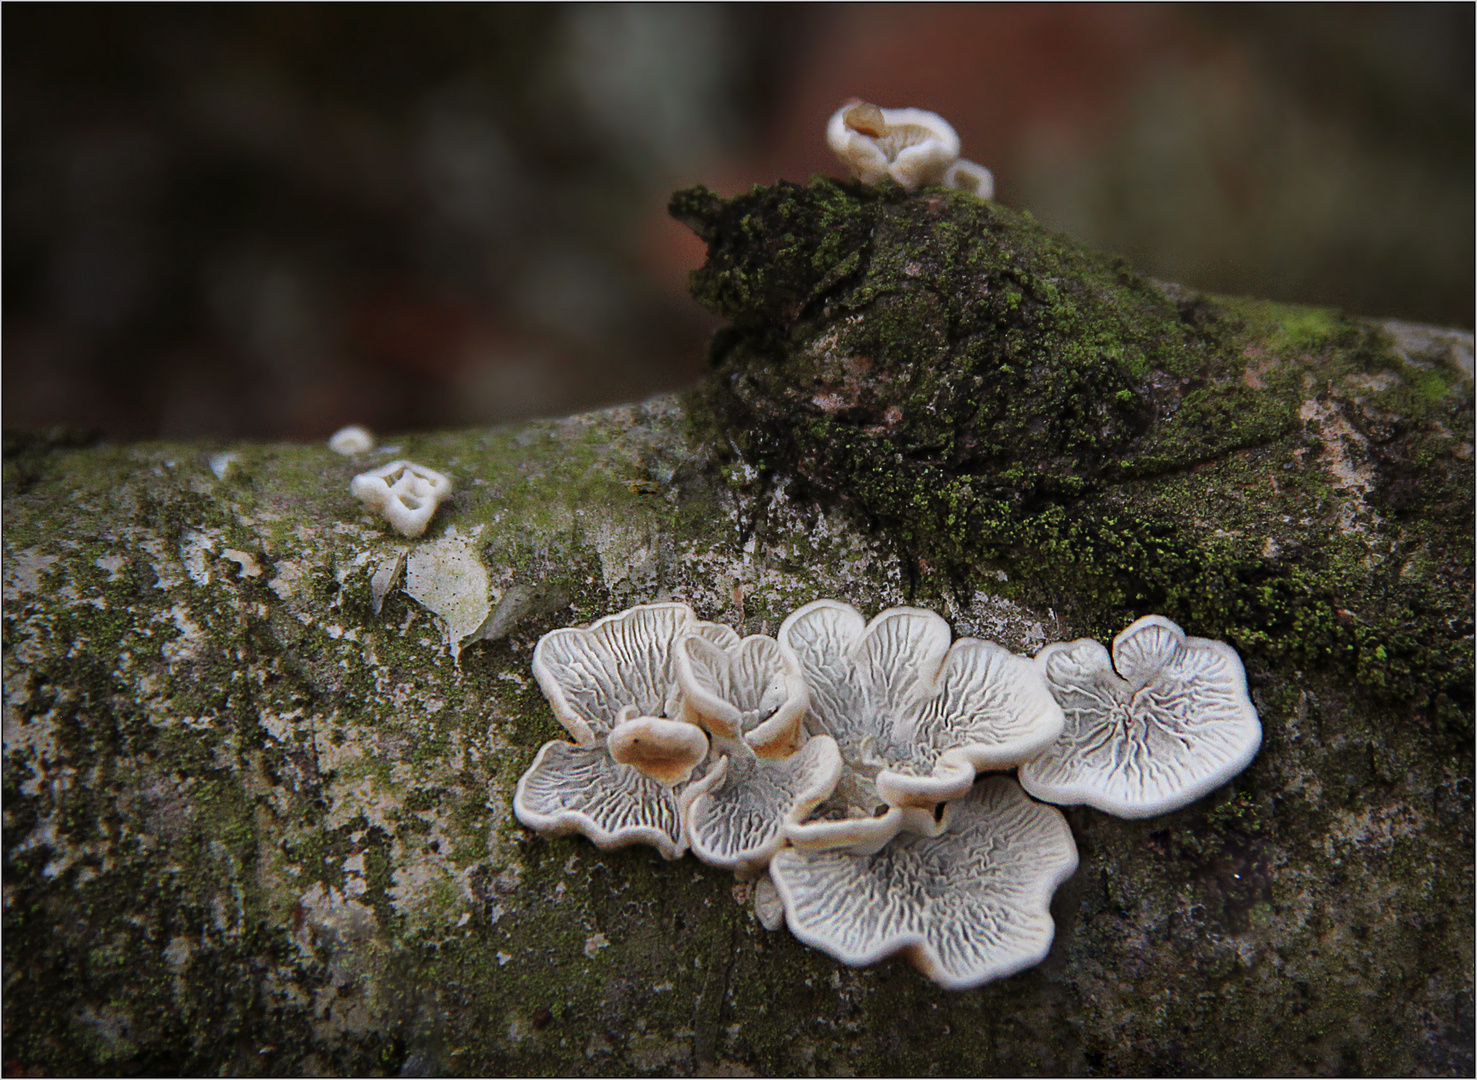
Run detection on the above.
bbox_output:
[4,179,1473,1075]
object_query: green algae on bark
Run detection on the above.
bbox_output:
[671,178,1475,730]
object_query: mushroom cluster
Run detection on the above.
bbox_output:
[513,602,1260,990]
[826,100,995,199]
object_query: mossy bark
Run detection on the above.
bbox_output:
[4,180,1472,1075]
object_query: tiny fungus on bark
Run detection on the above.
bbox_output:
[514,603,726,858]
[779,600,1064,814]
[350,459,452,538]
[770,776,1078,991]
[328,424,375,455]
[1019,615,1263,819]
[826,99,993,198]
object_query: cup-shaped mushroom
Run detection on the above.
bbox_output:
[350,459,453,538]
[676,632,809,757]
[513,739,689,859]
[532,602,707,745]
[770,776,1079,990]
[607,713,710,788]
[1019,615,1262,819]
[680,735,842,875]
[779,600,1064,810]
[826,101,961,191]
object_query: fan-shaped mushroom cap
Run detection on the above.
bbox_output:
[350,459,453,538]
[826,100,961,191]
[676,632,809,757]
[679,735,842,875]
[513,740,688,859]
[532,602,727,745]
[779,600,1064,809]
[770,776,1078,989]
[607,712,710,787]
[1019,615,1262,819]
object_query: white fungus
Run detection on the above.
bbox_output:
[328,424,376,455]
[1019,615,1262,819]
[514,603,726,859]
[350,459,453,539]
[826,99,994,198]
[770,776,1078,990]
[513,599,1252,991]
[778,600,1063,812]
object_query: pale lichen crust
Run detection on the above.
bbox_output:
[1020,615,1262,819]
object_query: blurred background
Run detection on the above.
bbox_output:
[4,3,1472,442]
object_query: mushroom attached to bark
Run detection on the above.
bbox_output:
[676,629,810,757]
[513,603,724,859]
[1019,615,1262,819]
[328,424,375,455]
[827,100,961,191]
[770,776,1079,990]
[350,459,453,539]
[674,627,842,874]
[607,710,710,787]
[779,600,1064,813]
[679,734,843,876]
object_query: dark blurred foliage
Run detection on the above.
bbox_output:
[4,4,1471,442]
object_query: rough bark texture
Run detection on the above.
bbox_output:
[4,179,1473,1076]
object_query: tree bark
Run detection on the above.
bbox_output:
[4,180,1472,1075]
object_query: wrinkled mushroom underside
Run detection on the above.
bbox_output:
[1021,632,1261,817]
[514,740,688,859]
[533,603,704,740]
[771,776,1078,990]
[680,633,800,740]
[782,602,1060,781]
[683,737,842,872]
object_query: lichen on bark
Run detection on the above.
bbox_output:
[2,180,1472,1075]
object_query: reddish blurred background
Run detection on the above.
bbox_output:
[5,4,1472,442]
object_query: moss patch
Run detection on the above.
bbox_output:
[674,179,1474,731]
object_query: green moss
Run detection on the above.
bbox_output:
[673,179,1474,730]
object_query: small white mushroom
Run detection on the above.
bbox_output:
[515,603,722,858]
[531,602,720,745]
[328,424,375,455]
[514,740,688,860]
[752,870,785,931]
[350,459,453,539]
[770,776,1079,990]
[784,802,943,857]
[779,600,1064,812]
[943,158,995,200]
[1019,615,1262,819]
[676,631,809,757]
[826,100,961,191]
[679,735,843,875]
